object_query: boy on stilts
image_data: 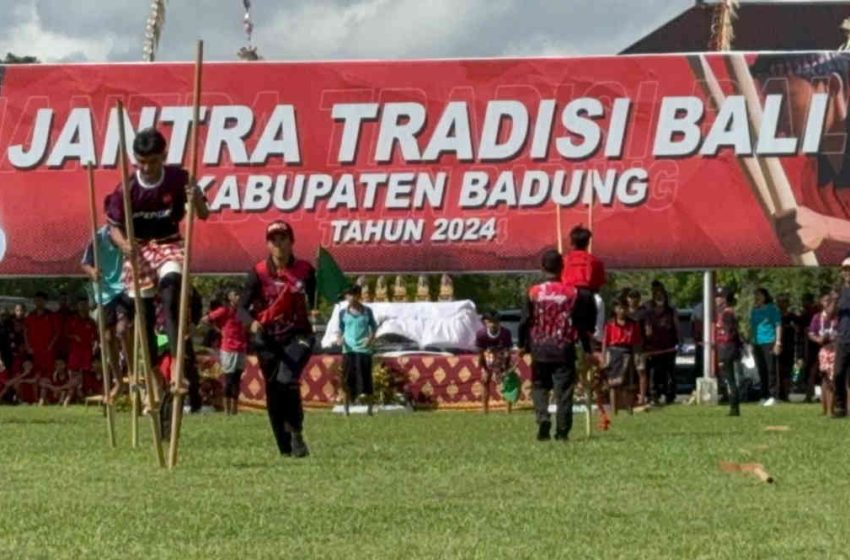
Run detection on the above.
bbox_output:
[105,128,209,425]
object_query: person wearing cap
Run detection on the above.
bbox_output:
[475,310,514,414]
[336,284,378,416]
[715,286,743,417]
[830,257,850,417]
[238,220,316,456]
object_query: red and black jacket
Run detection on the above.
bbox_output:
[519,280,578,363]
[238,256,316,342]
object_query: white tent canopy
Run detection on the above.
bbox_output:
[322,300,484,351]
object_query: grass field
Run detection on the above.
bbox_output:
[0,403,848,559]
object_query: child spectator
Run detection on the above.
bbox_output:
[337,285,378,416]
[66,297,98,398]
[201,288,248,415]
[810,292,838,416]
[602,297,641,415]
[475,310,514,414]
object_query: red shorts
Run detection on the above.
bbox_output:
[122,238,184,297]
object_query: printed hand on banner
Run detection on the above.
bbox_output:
[774,206,828,254]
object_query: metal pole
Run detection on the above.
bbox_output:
[703,270,715,378]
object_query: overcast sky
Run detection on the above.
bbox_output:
[0,0,705,63]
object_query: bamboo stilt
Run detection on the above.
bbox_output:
[116,100,165,468]
[85,164,117,448]
[168,40,204,469]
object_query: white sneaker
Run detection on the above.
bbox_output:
[763,397,777,407]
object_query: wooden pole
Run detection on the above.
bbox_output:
[585,189,594,438]
[555,203,563,254]
[86,164,117,448]
[168,40,204,469]
[116,100,166,467]
[130,315,140,448]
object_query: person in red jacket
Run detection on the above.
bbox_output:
[202,288,248,416]
[519,249,579,442]
[66,297,98,398]
[561,226,605,352]
[24,292,59,383]
[238,220,316,457]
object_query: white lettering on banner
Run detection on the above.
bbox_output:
[556,97,604,159]
[46,108,96,167]
[6,97,834,171]
[422,101,474,162]
[700,96,751,156]
[331,219,425,243]
[653,96,704,157]
[333,103,379,163]
[8,108,53,169]
[458,168,648,208]
[250,105,302,164]
[478,101,529,161]
[375,103,426,162]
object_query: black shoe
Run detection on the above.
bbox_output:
[291,433,310,458]
[832,410,847,419]
[728,407,740,417]
[554,431,569,441]
[537,421,551,441]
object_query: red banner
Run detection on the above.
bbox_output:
[0,52,847,275]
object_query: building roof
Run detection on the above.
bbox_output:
[621,1,850,54]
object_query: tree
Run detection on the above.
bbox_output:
[3,53,39,64]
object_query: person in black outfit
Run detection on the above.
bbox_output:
[238,220,316,457]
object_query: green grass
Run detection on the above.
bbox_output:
[0,403,847,559]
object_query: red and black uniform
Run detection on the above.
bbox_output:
[603,318,641,388]
[519,280,578,438]
[715,307,742,413]
[66,313,98,395]
[239,255,316,455]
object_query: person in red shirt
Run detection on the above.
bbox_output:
[238,220,316,457]
[602,298,642,415]
[24,292,59,383]
[66,297,98,398]
[519,249,578,442]
[561,226,605,352]
[202,288,248,416]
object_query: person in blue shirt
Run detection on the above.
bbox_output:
[336,285,378,416]
[750,287,782,406]
[80,223,134,400]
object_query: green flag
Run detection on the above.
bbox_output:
[316,246,348,306]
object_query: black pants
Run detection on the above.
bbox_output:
[531,354,576,437]
[777,352,794,401]
[753,343,778,399]
[256,335,313,454]
[647,352,676,403]
[833,342,850,414]
[224,371,243,399]
[572,289,597,353]
[719,358,740,412]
